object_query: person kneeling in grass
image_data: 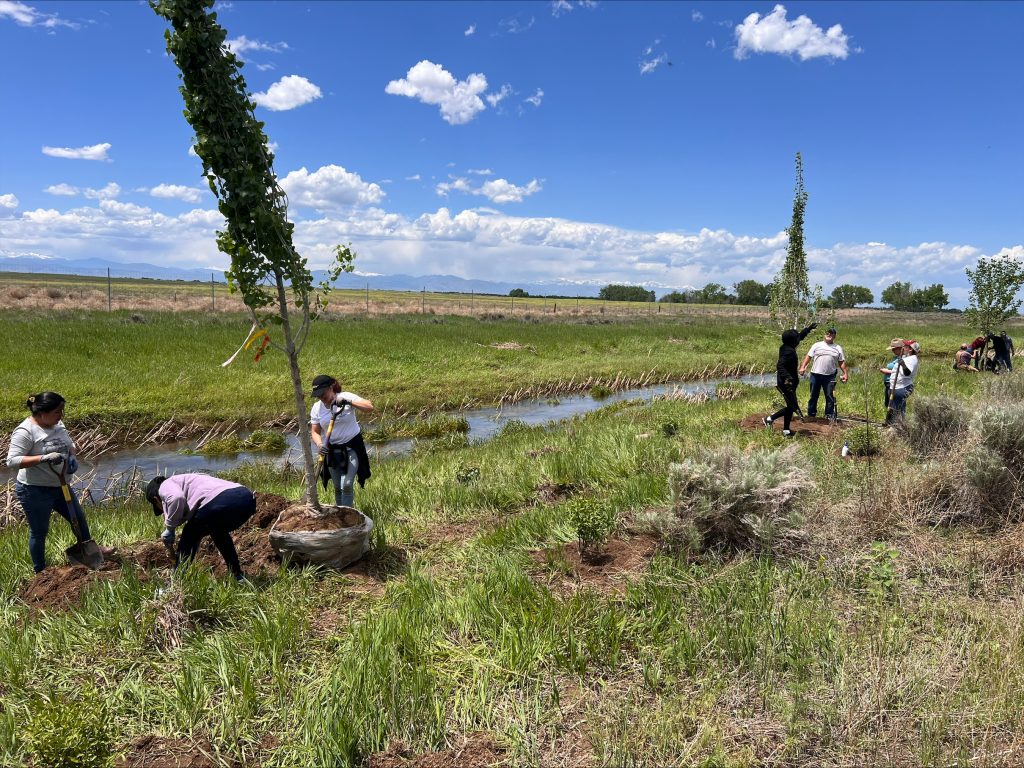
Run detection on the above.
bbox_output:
[145,473,256,581]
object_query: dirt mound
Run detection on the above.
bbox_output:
[116,734,225,768]
[273,504,363,532]
[127,541,176,569]
[18,562,121,610]
[534,481,578,505]
[531,535,659,595]
[740,413,845,439]
[368,734,503,768]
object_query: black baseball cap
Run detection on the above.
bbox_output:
[311,374,335,396]
[826,327,838,335]
[145,476,166,515]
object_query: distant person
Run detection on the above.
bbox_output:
[967,336,987,370]
[887,340,920,424]
[799,327,848,421]
[952,344,977,373]
[764,322,818,437]
[310,374,373,507]
[988,332,1014,373]
[880,339,905,408]
[5,392,113,573]
[146,473,256,581]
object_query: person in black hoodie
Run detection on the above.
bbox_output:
[763,322,818,437]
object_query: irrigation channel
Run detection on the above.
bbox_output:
[2,374,771,505]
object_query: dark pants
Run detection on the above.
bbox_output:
[176,487,256,578]
[996,352,1013,372]
[883,382,891,410]
[770,384,800,430]
[888,386,912,423]
[16,482,91,573]
[807,372,838,418]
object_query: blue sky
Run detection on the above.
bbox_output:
[1,0,1022,304]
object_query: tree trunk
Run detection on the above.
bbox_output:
[275,271,319,509]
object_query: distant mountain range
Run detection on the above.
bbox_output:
[0,254,678,298]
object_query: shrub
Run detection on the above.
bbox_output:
[45,287,64,299]
[25,688,112,768]
[668,444,812,554]
[985,372,1024,404]
[589,384,612,400]
[246,429,286,453]
[846,424,882,456]
[565,497,616,557]
[905,395,970,456]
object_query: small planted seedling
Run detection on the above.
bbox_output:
[565,496,616,559]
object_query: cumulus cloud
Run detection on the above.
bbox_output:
[467,168,493,176]
[464,23,475,36]
[486,84,513,107]
[44,182,120,199]
[436,176,542,204]
[640,52,668,75]
[499,14,534,34]
[251,75,322,111]
[42,142,111,161]
[0,193,18,209]
[44,183,78,196]
[385,60,489,125]
[552,0,598,17]
[149,184,203,203]
[735,4,851,61]
[692,10,703,22]
[0,0,79,29]
[225,35,288,55]
[280,164,386,211]
[524,89,544,107]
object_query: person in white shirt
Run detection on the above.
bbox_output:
[309,374,374,508]
[887,340,920,424]
[799,327,848,421]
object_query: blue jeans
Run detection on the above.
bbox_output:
[996,352,1013,372]
[890,387,912,422]
[807,373,838,418]
[328,447,358,507]
[16,482,91,573]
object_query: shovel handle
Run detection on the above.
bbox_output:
[316,409,340,471]
[49,464,87,542]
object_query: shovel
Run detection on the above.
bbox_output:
[316,403,341,476]
[52,464,105,570]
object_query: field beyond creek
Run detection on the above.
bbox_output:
[3,308,1024,767]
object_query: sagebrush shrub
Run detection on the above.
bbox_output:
[905,395,970,456]
[668,444,812,554]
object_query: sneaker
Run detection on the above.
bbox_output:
[781,429,796,438]
[762,416,773,429]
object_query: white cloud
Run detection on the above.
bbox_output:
[0,0,79,29]
[524,89,544,107]
[436,176,542,204]
[149,184,203,203]
[385,60,489,125]
[552,0,598,17]
[735,4,851,61]
[0,193,18,209]
[707,38,716,49]
[406,174,421,181]
[692,10,703,22]
[44,182,120,199]
[464,23,476,36]
[640,52,668,75]
[44,183,78,196]
[225,35,288,55]
[42,142,111,161]
[467,168,493,176]
[499,15,535,34]
[485,84,513,107]
[252,75,322,111]
[280,164,386,211]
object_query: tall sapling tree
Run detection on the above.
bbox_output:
[152,0,354,508]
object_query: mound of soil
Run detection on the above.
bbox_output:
[116,734,224,768]
[367,733,503,768]
[531,535,659,594]
[252,491,290,528]
[18,562,121,610]
[740,413,845,439]
[534,481,578,505]
[273,504,363,532]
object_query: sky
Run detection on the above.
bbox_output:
[1,0,1022,305]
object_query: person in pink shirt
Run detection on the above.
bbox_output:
[145,473,256,581]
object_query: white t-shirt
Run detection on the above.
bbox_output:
[890,355,918,391]
[310,393,362,445]
[807,341,845,376]
[5,418,76,486]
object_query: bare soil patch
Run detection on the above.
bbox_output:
[367,733,504,768]
[18,562,121,610]
[115,734,227,768]
[534,481,579,505]
[740,413,845,439]
[531,535,659,594]
[273,503,362,532]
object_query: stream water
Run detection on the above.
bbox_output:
[2,374,771,503]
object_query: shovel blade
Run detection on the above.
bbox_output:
[66,540,105,570]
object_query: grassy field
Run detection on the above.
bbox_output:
[0,308,986,437]
[2,349,1024,766]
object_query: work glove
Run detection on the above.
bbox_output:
[40,452,64,465]
[160,527,175,552]
[67,456,79,475]
[318,443,329,458]
[334,396,351,408]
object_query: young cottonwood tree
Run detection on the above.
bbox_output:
[768,153,829,331]
[153,0,353,508]
[965,254,1024,335]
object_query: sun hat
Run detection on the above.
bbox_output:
[888,338,904,350]
[310,374,335,396]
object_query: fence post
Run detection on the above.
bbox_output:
[471,289,474,312]
[107,267,112,312]
[366,282,369,313]
[511,296,514,315]
[211,272,216,311]
[421,287,425,312]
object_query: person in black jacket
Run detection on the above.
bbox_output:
[763,322,818,437]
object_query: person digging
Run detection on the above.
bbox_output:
[146,473,257,582]
[799,326,848,423]
[764,322,818,438]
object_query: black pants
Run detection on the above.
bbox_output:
[177,487,256,577]
[770,384,799,430]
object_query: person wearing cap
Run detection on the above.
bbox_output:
[952,343,977,373]
[987,331,1014,373]
[879,339,906,409]
[6,391,113,573]
[145,473,256,581]
[309,374,373,508]
[887,340,920,424]
[764,321,818,437]
[799,327,848,421]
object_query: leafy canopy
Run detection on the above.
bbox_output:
[965,254,1024,334]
